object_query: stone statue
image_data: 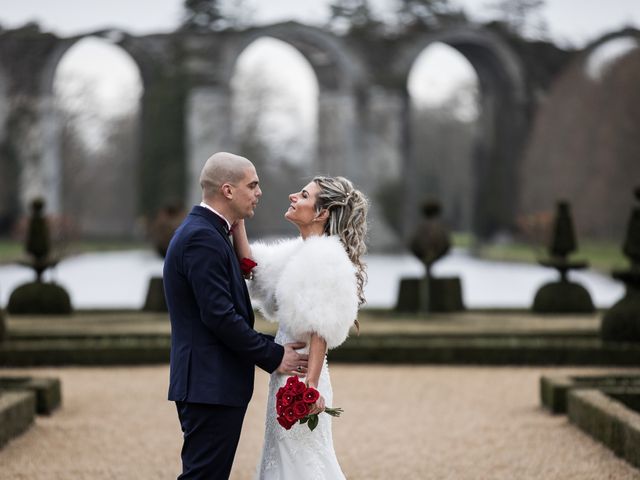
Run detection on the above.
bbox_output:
[396,200,463,313]
[409,201,451,279]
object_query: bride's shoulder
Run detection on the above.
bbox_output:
[251,237,302,265]
[284,235,355,287]
[297,235,353,269]
[276,235,358,349]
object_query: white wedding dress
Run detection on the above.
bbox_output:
[256,326,345,480]
[248,235,358,480]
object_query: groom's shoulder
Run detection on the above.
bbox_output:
[171,212,217,244]
[182,214,218,237]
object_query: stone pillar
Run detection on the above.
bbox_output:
[363,87,404,251]
[185,86,233,207]
[365,87,403,182]
[0,75,13,230]
[0,74,7,136]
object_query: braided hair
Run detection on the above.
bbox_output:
[312,176,368,307]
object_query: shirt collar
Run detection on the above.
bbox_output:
[200,202,232,232]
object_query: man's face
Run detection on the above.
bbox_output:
[230,166,262,220]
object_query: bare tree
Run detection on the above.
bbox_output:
[57,73,139,239]
[485,0,548,39]
[395,0,467,30]
[326,0,383,35]
[181,0,255,31]
[232,60,314,238]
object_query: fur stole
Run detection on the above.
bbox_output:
[249,235,358,349]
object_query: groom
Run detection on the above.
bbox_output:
[164,152,308,479]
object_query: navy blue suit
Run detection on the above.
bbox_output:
[164,205,284,479]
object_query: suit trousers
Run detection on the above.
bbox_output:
[176,401,248,480]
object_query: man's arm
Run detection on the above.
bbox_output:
[185,230,306,374]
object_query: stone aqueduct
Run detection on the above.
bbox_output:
[0,21,630,245]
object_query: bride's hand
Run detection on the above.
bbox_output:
[231,219,243,236]
[309,394,325,415]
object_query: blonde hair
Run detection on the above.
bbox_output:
[312,176,368,307]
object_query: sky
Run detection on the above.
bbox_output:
[1,0,639,47]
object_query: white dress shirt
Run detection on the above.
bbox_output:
[200,202,232,232]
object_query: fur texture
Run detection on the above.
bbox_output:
[249,235,358,349]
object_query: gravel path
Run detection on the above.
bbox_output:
[1,365,640,480]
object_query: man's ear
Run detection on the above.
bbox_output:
[222,184,233,199]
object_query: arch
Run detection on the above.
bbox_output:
[41,34,144,235]
[218,23,370,188]
[406,42,480,232]
[394,25,529,239]
[229,36,320,237]
[230,35,319,167]
[38,29,150,97]
[394,26,526,103]
[581,28,640,82]
[221,22,367,92]
[583,27,640,55]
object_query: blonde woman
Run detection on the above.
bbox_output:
[232,176,368,479]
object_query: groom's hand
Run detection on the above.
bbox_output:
[277,342,308,376]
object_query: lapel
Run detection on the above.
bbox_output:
[189,206,255,327]
[190,206,232,248]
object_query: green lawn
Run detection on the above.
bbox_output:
[0,241,24,264]
[0,239,148,264]
[456,234,627,274]
[0,234,627,275]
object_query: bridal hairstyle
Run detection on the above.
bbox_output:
[312,176,369,307]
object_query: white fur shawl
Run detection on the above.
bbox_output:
[249,235,358,349]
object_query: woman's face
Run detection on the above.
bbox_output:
[285,181,322,228]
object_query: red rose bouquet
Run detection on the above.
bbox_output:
[275,376,343,431]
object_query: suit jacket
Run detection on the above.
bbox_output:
[164,205,284,407]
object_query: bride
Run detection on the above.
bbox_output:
[232,175,368,479]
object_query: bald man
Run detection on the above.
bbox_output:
[163,152,308,479]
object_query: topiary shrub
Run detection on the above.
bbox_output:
[7,282,72,315]
[8,198,72,315]
[601,287,640,342]
[533,200,594,313]
[533,281,595,313]
[143,203,185,312]
[601,187,640,342]
[143,277,168,312]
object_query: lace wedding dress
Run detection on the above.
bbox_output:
[248,235,358,479]
[256,326,346,480]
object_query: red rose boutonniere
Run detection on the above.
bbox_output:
[275,376,343,431]
[239,257,257,279]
